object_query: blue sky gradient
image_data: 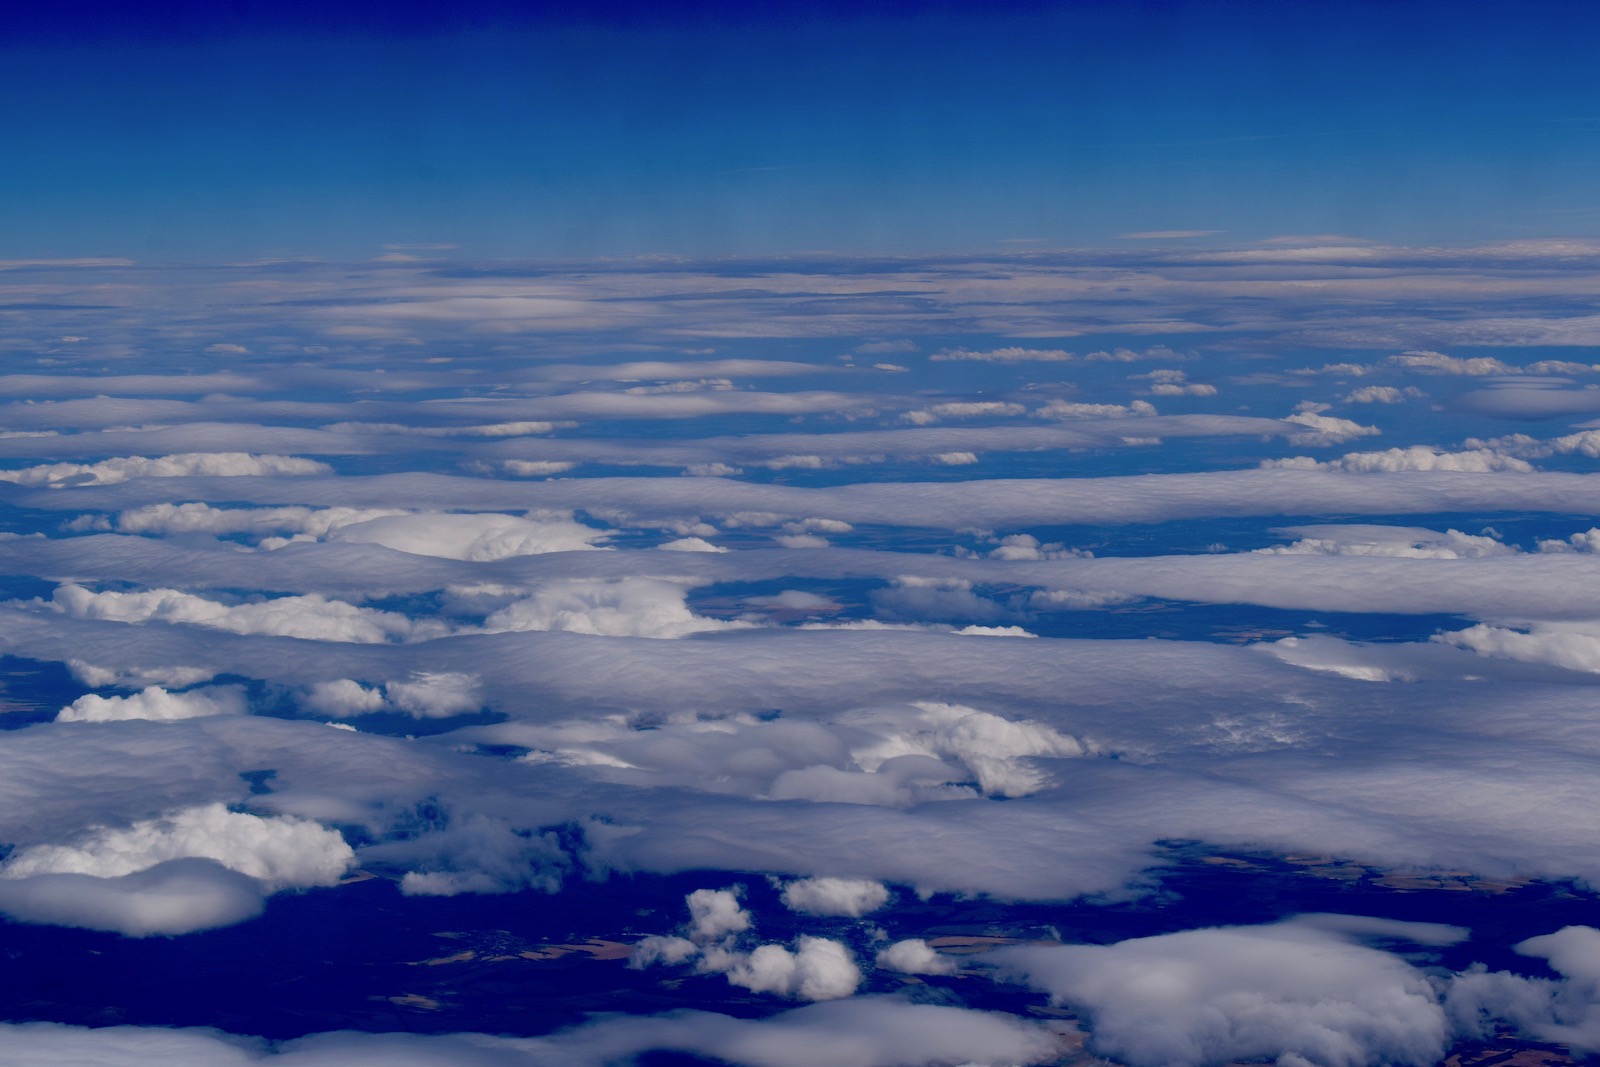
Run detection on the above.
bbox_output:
[5,0,1599,258]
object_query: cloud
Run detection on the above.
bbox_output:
[48,583,449,643]
[0,999,1064,1066]
[1280,411,1381,446]
[779,877,890,917]
[995,916,1461,1067]
[0,802,353,889]
[329,512,607,560]
[57,684,246,722]
[899,401,1026,425]
[0,453,330,487]
[876,938,959,975]
[0,858,266,937]
[483,578,750,639]
[724,937,861,1001]
[1389,350,1518,375]
[1264,446,1532,473]
[929,347,1073,362]
[1447,925,1600,1051]
[630,886,861,1002]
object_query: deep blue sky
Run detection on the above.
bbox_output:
[4,0,1599,259]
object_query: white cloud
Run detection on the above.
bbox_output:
[385,671,483,717]
[996,916,1460,1067]
[1281,411,1382,446]
[48,584,448,644]
[659,536,727,552]
[0,453,330,487]
[1033,399,1157,419]
[65,660,216,689]
[779,877,889,917]
[930,347,1073,362]
[302,678,388,716]
[725,937,861,1001]
[0,859,266,938]
[1256,524,1515,559]
[1344,385,1416,404]
[57,684,246,723]
[0,803,353,890]
[875,938,959,975]
[330,512,606,560]
[1389,350,1518,375]
[899,401,1026,425]
[1264,446,1532,473]
[688,887,752,939]
[483,578,750,639]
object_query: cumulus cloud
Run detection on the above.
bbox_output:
[0,803,354,889]
[1256,524,1515,559]
[929,347,1073,362]
[1264,445,1533,473]
[0,453,329,487]
[0,859,266,937]
[483,578,750,638]
[1033,399,1157,419]
[1389,350,1517,375]
[780,877,890,917]
[47,583,449,643]
[330,512,606,560]
[876,938,959,976]
[0,998,1065,1066]
[1281,411,1382,446]
[630,887,861,1002]
[995,916,1462,1067]
[1447,925,1600,1051]
[57,684,247,723]
[899,401,1026,425]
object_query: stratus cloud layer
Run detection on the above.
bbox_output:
[8,246,1600,1063]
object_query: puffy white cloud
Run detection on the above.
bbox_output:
[688,887,752,939]
[0,803,353,890]
[483,578,750,639]
[65,660,216,689]
[0,998,1064,1066]
[996,916,1460,1067]
[780,876,889,917]
[1256,524,1515,559]
[1447,925,1600,1051]
[1281,411,1381,446]
[1344,385,1418,404]
[389,814,567,896]
[0,453,329,487]
[383,671,483,717]
[303,678,388,716]
[47,583,449,644]
[629,886,859,1002]
[1389,349,1517,375]
[930,346,1073,362]
[1264,445,1533,473]
[330,512,606,560]
[58,684,246,723]
[725,937,861,1001]
[1471,428,1600,459]
[658,536,727,552]
[0,858,266,937]
[875,938,959,975]
[899,402,1027,426]
[500,459,577,477]
[113,502,408,540]
[1033,399,1157,419]
[1436,620,1600,674]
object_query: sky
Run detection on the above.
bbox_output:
[5,0,1600,258]
[10,4,1600,1067]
